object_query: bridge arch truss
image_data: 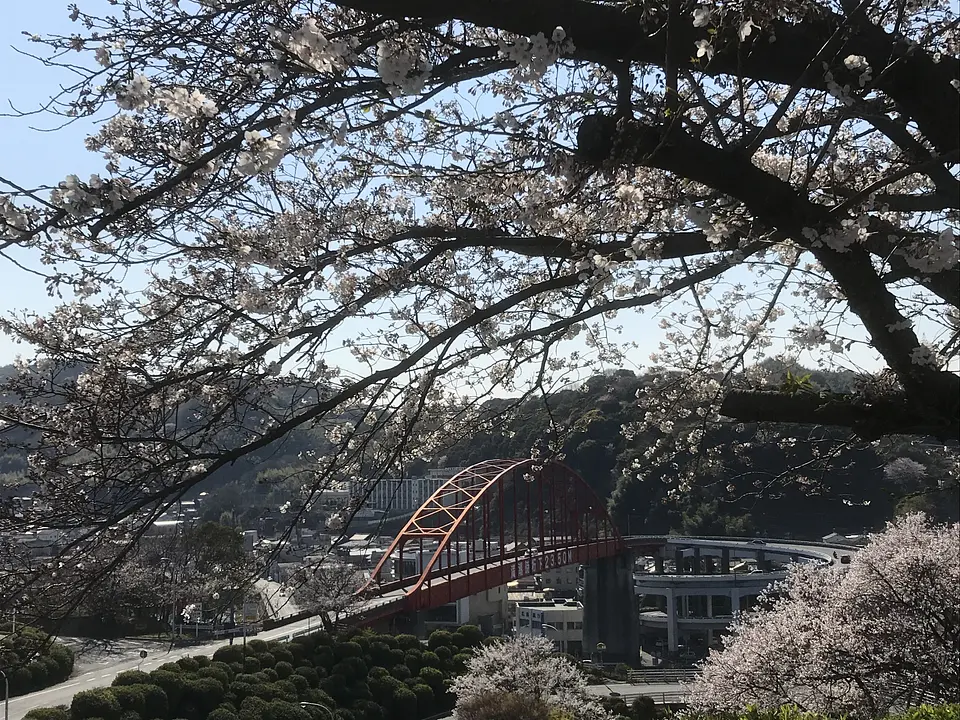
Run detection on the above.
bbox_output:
[361,458,624,613]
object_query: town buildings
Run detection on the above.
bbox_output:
[514,598,584,655]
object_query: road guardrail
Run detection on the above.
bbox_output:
[627,669,698,684]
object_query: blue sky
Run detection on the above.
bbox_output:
[0,3,106,363]
[0,3,902,379]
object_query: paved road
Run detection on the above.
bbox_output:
[585,681,691,704]
[255,578,300,620]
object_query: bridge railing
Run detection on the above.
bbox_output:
[627,669,699,684]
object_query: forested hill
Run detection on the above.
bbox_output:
[3,362,956,539]
[435,365,957,539]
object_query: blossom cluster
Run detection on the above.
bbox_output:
[284,16,353,74]
[497,29,575,83]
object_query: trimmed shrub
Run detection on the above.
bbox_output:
[273,647,295,665]
[426,630,453,651]
[390,686,418,720]
[109,685,147,716]
[411,683,434,716]
[177,657,200,673]
[183,676,226,716]
[419,651,441,669]
[267,700,311,720]
[245,640,268,654]
[238,696,270,720]
[206,710,239,720]
[389,664,410,681]
[23,709,70,720]
[113,671,151,688]
[0,628,75,697]
[71,688,123,720]
[198,665,231,690]
[417,666,444,695]
[287,673,308,696]
[320,674,350,705]
[455,625,484,646]
[139,685,169,720]
[334,642,362,661]
[333,656,368,683]
[212,646,244,665]
[394,635,420,651]
[147,670,186,710]
[294,666,319,687]
[351,700,385,720]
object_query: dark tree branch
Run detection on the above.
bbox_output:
[334,0,960,156]
[720,389,959,441]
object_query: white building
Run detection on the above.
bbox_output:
[352,467,471,512]
[515,599,584,655]
[538,562,580,595]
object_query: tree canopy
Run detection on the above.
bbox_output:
[0,0,958,611]
[689,513,960,718]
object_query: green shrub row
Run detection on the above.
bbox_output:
[0,626,75,697]
[23,625,485,720]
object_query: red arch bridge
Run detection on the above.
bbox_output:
[351,458,657,659]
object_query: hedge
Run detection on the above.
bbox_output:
[0,627,75,697]
[26,624,485,720]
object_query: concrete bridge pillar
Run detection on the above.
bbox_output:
[666,590,678,652]
[654,553,664,574]
[721,547,730,574]
[674,548,684,574]
[583,552,639,664]
[693,547,702,573]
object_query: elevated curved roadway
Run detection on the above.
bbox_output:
[627,535,859,653]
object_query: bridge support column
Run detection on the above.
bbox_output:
[721,547,730,573]
[666,590,678,652]
[674,548,684,574]
[584,552,639,664]
[654,554,664,574]
[693,548,701,573]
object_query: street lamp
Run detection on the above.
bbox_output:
[1,668,9,720]
[299,701,335,720]
[540,623,562,653]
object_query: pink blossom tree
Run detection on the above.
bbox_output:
[287,558,366,631]
[450,634,609,720]
[0,0,957,612]
[689,513,960,718]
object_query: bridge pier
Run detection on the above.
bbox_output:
[583,551,639,665]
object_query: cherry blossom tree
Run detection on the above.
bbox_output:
[688,513,960,718]
[450,634,609,720]
[288,558,366,630]
[0,0,957,613]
